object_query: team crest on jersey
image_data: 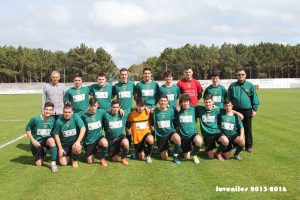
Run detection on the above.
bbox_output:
[43,123,48,128]
[184,110,188,115]
[77,90,80,95]
[161,113,166,119]
[245,89,249,93]
[91,116,96,122]
[187,84,191,88]
[226,117,231,122]
[214,90,218,95]
[66,122,70,128]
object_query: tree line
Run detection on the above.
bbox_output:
[0,43,118,83]
[129,42,300,80]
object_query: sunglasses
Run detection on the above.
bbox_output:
[237,74,245,76]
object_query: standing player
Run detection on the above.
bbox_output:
[177,67,203,106]
[219,100,245,160]
[103,100,129,165]
[64,72,90,115]
[203,71,227,108]
[135,67,159,111]
[81,97,108,167]
[42,71,66,119]
[175,94,202,164]
[90,72,113,110]
[126,98,154,164]
[152,95,181,164]
[25,102,58,172]
[228,68,259,153]
[52,103,86,168]
[159,70,181,109]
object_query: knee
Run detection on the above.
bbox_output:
[194,136,202,146]
[47,138,56,147]
[172,134,181,144]
[35,160,42,166]
[121,139,129,148]
[100,139,108,147]
[146,135,154,144]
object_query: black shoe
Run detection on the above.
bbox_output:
[246,148,253,153]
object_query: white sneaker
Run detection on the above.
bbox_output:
[146,156,152,164]
[192,155,200,164]
[51,164,58,173]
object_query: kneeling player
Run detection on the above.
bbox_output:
[176,94,202,164]
[81,97,108,167]
[25,102,58,172]
[153,95,181,164]
[126,98,154,163]
[52,103,86,168]
[103,100,129,165]
[219,100,245,160]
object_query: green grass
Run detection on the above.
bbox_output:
[0,89,299,200]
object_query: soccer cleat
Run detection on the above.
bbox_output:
[234,154,242,161]
[216,153,224,161]
[173,156,181,165]
[121,158,129,165]
[51,164,58,173]
[192,155,200,164]
[146,156,153,164]
[100,159,108,167]
[246,148,253,153]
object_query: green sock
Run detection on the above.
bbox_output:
[121,148,129,159]
[191,146,200,156]
[50,146,57,161]
[72,153,78,161]
[217,144,227,153]
[234,145,243,156]
[174,144,181,155]
[99,147,108,160]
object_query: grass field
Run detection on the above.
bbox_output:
[0,89,299,200]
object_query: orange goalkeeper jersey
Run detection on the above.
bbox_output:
[126,109,151,144]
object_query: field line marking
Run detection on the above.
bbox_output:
[0,134,27,149]
[0,120,25,122]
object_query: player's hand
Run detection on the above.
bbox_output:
[58,148,65,157]
[150,108,155,113]
[237,113,244,120]
[212,105,218,109]
[145,107,151,114]
[175,106,181,112]
[32,140,41,148]
[251,110,257,117]
[119,109,124,117]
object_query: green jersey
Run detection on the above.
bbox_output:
[112,81,135,112]
[26,115,56,142]
[81,109,106,145]
[135,80,159,109]
[52,114,85,145]
[64,86,90,115]
[196,106,221,137]
[103,112,126,140]
[89,83,112,110]
[152,108,176,138]
[159,84,180,108]
[204,84,227,108]
[228,80,259,111]
[175,107,198,140]
[219,110,243,139]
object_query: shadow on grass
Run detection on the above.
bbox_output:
[16,143,31,152]
[10,155,33,165]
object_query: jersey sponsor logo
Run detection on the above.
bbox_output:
[202,115,215,123]
[179,115,193,123]
[95,92,108,98]
[88,121,101,130]
[136,121,148,130]
[141,89,154,96]
[118,91,131,98]
[184,90,196,97]
[166,94,175,101]
[213,96,221,102]
[62,129,76,137]
[37,129,51,136]
[157,120,171,128]
[109,121,123,129]
[73,94,85,102]
[221,122,235,131]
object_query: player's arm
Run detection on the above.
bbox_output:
[240,127,245,141]
[232,110,244,120]
[197,81,203,100]
[74,115,86,147]
[53,134,64,157]
[26,131,41,148]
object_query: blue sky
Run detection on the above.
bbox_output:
[0,0,299,67]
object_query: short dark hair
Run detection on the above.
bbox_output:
[44,102,54,109]
[184,66,193,71]
[143,67,151,73]
[119,68,128,73]
[224,100,232,105]
[164,70,173,78]
[111,99,120,106]
[136,98,146,106]
[97,72,106,78]
[204,94,213,101]
[73,72,83,80]
[89,97,98,106]
[211,70,220,78]
[236,67,246,73]
[159,94,168,100]
[64,102,72,110]
[179,94,191,104]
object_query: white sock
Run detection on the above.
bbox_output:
[51,161,56,166]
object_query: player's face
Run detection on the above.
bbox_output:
[97,76,106,86]
[51,73,60,84]
[136,104,145,113]
[119,71,128,83]
[111,103,120,114]
[237,70,246,82]
[63,108,73,120]
[43,106,54,117]
[181,100,190,110]
[224,103,233,112]
[159,98,168,109]
[143,70,152,81]
[184,69,193,80]
[204,99,214,110]
[73,77,82,88]
[165,75,173,84]
[88,102,98,113]
[211,76,220,86]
